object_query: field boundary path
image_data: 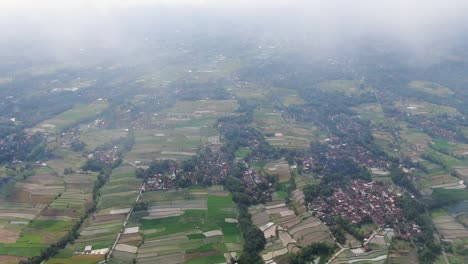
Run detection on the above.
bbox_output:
[106,183,144,263]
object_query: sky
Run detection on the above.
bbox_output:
[1,0,468,64]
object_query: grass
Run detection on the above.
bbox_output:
[273,190,289,200]
[0,233,47,257]
[431,209,449,217]
[187,233,205,240]
[141,210,208,237]
[46,255,104,264]
[185,254,225,264]
[0,244,47,257]
[235,148,251,159]
[36,101,109,132]
[314,80,367,95]
[185,243,225,254]
[249,161,267,168]
[79,129,127,151]
[217,222,241,243]
[431,189,468,207]
[28,220,74,232]
[408,81,454,96]
[207,195,237,221]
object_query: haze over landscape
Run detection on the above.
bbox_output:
[0,1,467,264]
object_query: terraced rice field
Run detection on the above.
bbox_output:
[0,165,79,260]
[47,164,141,263]
[264,161,291,183]
[433,215,468,241]
[249,199,334,263]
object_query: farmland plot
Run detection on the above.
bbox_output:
[47,164,141,263]
[249,200,334,263]
[253,106,320,149]
[120,188,241,264]
[29,100,109,133]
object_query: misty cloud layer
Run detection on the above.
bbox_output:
[1,0,468,66]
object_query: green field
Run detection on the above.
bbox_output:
[32,101,109,133]
[28,220,74,232]
[185,254,225,264]
[235,148,251,159]
[408,81,454,96]
[127,189,241,263]
[431,189,468,207]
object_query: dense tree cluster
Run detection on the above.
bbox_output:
[287,241,336,264]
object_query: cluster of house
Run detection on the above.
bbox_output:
[310,180,403,226]
[144,171,177,191]
[242,167,270,187]
[419,120,458,140]
[302,138,387,173]
[87,147,121,166]
[309,180,422,238]
[386,106,460,141]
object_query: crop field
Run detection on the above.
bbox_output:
[162,100,238,117]
[407,81,454,96]
[39,165,98,221]
[47,254,104,264]
[430,139,468,157]
[264,161,291,183]
[127,99,236,163]
[127,128,200,163]
[313,80,370,95]
[332,248,388,264]
[432,202,468,261]
[386,239,419,264]
[48,164,141,263]
[400,128,432,155]
[269,87,305,106]
[30,100,109,133]
[226,84,269,99]
[433,215,468,240]
[117,187,241,264]
[5,167,63,205]
[234,148,251,160]
[421,173,461,189]
[352,103,387,125]
[253,105,320,149]
[395,100,460,117]
[79,128,128,151]
[249,200,333,263]
[0,218,73,258]
[0,164,80,259]
[47,150,87,176]
[294,173,320,190]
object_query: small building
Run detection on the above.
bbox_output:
[84,245,92,254]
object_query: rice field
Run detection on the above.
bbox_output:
[313,80,370,96]
[113,187,241,264]
[249,199,334,263]
[407,81,454,96]
[29,100,109,133]
[48,164,142,263]
[79,128,128,151]
[253,104,320,149]
[395,100,460,117]
[126,99,236,164]
[264,161,291,183]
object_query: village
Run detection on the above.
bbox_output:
[307,180,419,235]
